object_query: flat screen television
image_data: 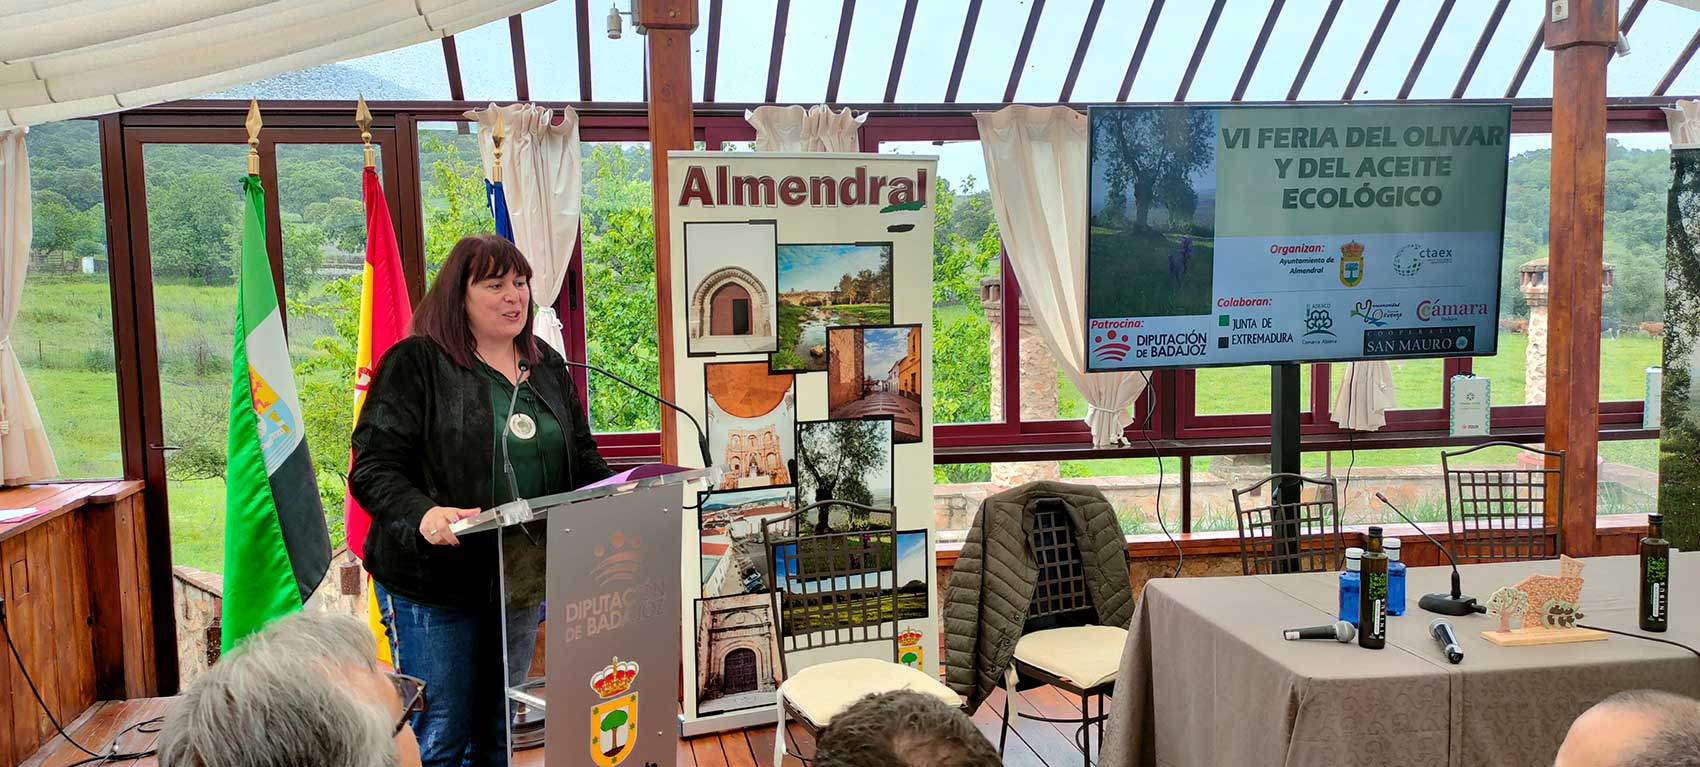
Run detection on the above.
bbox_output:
[1083,104,1510,371]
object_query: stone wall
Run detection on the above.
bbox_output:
[981,275,1061,486]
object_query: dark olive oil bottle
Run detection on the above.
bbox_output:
[1641,514,1670,632]
[1358,526,1388,649]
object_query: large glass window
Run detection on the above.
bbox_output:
[16,120,121,479]
[881,140,999,427]
[275,143,383,543]
[143,143,249,574]
[581,141,659,433]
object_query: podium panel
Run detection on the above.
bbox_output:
[495,473,698,767]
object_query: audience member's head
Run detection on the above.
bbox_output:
[1555,689,1700,767]
[158,611,421,767]
[814,690,999,767]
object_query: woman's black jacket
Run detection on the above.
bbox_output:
[349,335,613,608]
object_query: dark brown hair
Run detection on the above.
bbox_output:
[815,691,998,767]
[411,233,539,369]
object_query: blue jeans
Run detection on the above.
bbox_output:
[375,585,541,767]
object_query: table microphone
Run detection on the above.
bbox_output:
[1283,620,1356,643]
[561,358,713,469]
[1429,619,1464,664]
[1375,492,1484,616]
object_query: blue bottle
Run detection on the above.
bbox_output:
[1386,537,1407,616]
[1339,547,1363,624]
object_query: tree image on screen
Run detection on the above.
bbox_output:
[1088,108,1218,319]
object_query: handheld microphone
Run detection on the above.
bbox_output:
[1375,492,1484,616]
[561,358,713,470]
[1429,619,1464,664]
[1282,620,1356,643]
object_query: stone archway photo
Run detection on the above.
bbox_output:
[684,221,778,354]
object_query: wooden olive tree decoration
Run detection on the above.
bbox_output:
[1486,586,1529,633]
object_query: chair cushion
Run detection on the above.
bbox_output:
[779,657,961,726]
[1013,625,1127,689]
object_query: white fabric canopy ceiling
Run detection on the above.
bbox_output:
[0,0,550,128]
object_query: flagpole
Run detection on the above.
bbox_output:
[356,95,374,170]
[246,98,261,176]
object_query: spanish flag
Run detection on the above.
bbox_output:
[344,165,412,559]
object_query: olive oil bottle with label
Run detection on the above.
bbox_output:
[1641,514,1670,632]
[1358,526,1388,649]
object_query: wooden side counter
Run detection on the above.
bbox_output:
[0,481,151,767]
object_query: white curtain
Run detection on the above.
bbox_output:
[976,106,1147,446]
[745,105,865,152]
[1332,360,1396,431]
[464,103,581,356]
[0,129,57,483]
[0,0,551,128]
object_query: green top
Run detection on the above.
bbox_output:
[478,361,568,505]
[478,361,567,607]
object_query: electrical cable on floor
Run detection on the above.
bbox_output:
[2,608,160,763]
[1138,371,1182,579]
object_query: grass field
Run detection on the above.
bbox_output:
[1084,228,1216,318]
[14,276,1668,573]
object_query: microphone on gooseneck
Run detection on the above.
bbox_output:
[499,360,531,506]
[560,358,713,470]
[1375,492,1485,616]
[1283,620,1356,643]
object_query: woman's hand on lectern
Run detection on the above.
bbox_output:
[419,506,480,546]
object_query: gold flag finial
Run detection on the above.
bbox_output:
[491,115,505,184]
[355,95,374,169]
[245,99,262,176]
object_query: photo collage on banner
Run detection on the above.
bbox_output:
[671,152,937,728]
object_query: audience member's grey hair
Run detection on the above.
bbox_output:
[1597,689,1700,767]
[814,690,998,767]
[158,611,398,767]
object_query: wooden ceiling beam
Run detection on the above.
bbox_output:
[944,0,983,103]
[1398,0,1454,99]
[884,0,919,103]
[1505,19,1547,99]
[1288,0,1343,100]
[509,15,530,101]
[1233,0,1286,102]
[826,0,858,103]
[1343,0,1400,101]
[1117,0,1165,101]
[1003,0,1048,103]
[703,0,723,101]
[442,36,465,101]
[1176,0,1227,101]
[1452,0,1510,98]
[1059,0,1106,103]
[575,0,593,101]
[765,0,791,103]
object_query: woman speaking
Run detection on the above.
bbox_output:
[351,233,613,767]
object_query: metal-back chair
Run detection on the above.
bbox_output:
[996,497,1125,767]
[760,501,956,766]
[1441,441,1565,562]
[1231,473,1344,575]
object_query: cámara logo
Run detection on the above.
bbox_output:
[1416,299,1490,322]
[1339,241,1365,287]
[1350,298,1404,327]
